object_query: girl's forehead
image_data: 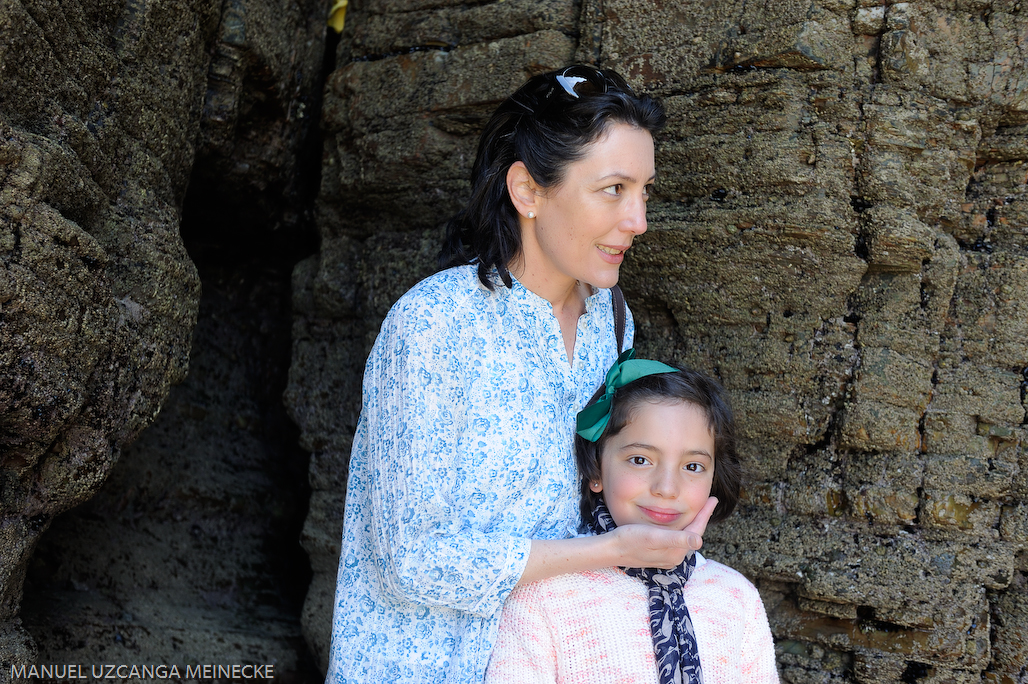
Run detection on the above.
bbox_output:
[601,399,716,457]
[624,398,712,429]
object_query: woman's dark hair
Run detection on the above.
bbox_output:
[575,367,742,526]
[439,65,666,289]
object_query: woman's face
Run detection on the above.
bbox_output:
[595,400,715,530]
[519,123,655,292]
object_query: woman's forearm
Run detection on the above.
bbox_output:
[518,534,617,586]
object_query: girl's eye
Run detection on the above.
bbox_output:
[685,462,705,472]
[629,455,648,466]
[603,184,623,196]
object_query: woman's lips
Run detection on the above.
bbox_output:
[596,244,628,264]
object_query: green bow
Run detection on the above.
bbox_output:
[576,349,679,442]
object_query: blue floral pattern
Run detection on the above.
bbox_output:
[327,265,633,684]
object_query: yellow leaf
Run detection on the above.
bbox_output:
[328,0,348,32]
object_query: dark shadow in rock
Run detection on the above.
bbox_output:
[21,256,319,681]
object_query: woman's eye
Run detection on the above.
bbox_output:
[603,184,622,196]
[643,184,653,200]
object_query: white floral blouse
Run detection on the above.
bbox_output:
[327,265,633,684]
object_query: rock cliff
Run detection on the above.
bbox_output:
[1,0,1025,680]
[287,0,1028,680]
[2,0,323,673]
[0,0,217,663]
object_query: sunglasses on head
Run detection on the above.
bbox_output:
[547,65,635,100]
[509,65,636,117]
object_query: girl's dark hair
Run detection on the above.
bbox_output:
[439,66,666,289]
[575,368,742,526]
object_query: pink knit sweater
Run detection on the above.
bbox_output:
[485,555,779,684]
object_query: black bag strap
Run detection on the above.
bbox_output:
[611,285,626,354]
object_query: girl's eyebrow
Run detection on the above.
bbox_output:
[618,442,713,459]
[619,441,657,451]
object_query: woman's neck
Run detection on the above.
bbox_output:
[508,256,590,312]
[509,257,591,364]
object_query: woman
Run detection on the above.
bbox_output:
[327,65,717,684]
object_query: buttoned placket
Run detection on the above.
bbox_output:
[507,278,601,425]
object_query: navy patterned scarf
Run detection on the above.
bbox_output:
[590,498,704,684]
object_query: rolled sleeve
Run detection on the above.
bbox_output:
[363,294,532,616]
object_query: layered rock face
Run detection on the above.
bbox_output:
[2,0,323,671]
[289,0,1028,680]
[22,261,316,676]
[0,0,217,663]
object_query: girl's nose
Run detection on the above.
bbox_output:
[651,468,679,498]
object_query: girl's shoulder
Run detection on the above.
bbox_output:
[693,557,754,582]
[690,557,763,602]
[515,566,640,592]
[506,567,645,610]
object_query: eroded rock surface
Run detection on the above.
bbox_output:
[0,0,218,664]
[21,261,315,679]
[288,1,1028,680]
[2,0,323,671]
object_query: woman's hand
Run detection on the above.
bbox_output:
[609,496,718,570]
[518,497,719,584]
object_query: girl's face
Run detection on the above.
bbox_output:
[518,123,655,292]
[594,400,715,530]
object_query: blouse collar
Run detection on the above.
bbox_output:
[486,268,606,314]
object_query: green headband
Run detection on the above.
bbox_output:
[576,349,679,442]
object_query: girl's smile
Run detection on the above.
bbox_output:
[594,400,715,531]
[638,505,685,525]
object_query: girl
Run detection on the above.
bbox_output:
[485,351,779,684]
[327,67,717,683]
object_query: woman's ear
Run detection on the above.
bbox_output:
[590,480,603,492]
[506,161,540,218]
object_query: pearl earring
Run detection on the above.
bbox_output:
[527,212,535,219]
[590,481,601,491]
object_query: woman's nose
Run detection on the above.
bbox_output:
[620,193,648,235]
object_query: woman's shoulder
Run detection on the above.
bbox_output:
[392,265,483,313]
[379,266,496,336]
